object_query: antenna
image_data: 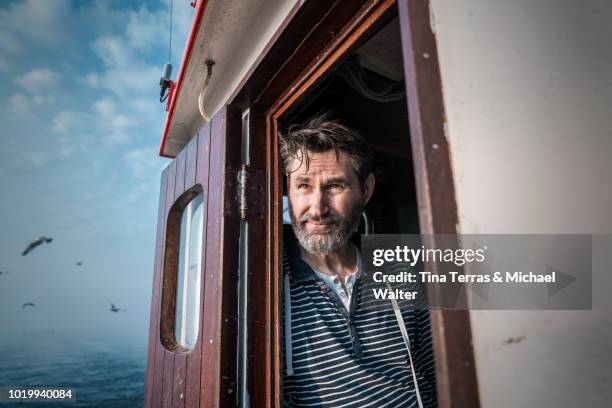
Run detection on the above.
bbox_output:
[160,63,173,103]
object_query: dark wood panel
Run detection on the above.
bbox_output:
[246,110,270,406]
[161,159,180,408]
[148,89,229,408]
[199,113,225,407]
[161,325,176,407]
[151,160,177,408]
[196,123,213,191]
[174,147,187,202]
[269,115,283,408]
[397,1,480,407]
[217,107,242,407]
[171,145,191,408]
[185,122,212,408]
[185,134,198,191]
[199,106,242,408]
[145,166,169,408]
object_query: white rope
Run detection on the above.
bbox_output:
[386,281,425,408]
[284,273,294,376]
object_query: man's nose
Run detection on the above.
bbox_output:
[309,188,328,218]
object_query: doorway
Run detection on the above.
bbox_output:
[276,12,435,406]
[237,0,480,406]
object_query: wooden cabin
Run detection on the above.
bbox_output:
[145,0,612,407]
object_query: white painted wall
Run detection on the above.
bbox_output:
[429,1,612,406]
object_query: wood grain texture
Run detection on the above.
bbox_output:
[147,127,214,408]
[147,87,243,408]
[184,122,211,408]
[397,0,481,407]
[199,113,226,408]
[145,166,169,408]
[217,106,242,408]
[269,115,283,408]
[161,157,180,408]
[175,149,187,201]
[171,143,192,408]
[151,160,177,408]
[246,110,269,406]
[199,106,242,408]
[185,134,198,191]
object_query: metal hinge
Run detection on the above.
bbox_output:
[236,164,264,220]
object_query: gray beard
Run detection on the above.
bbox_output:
[289,200,364,255]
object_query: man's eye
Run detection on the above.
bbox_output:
[297,183,309,189]
[328,184,343,190]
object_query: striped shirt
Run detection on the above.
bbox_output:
[282,226,437,407]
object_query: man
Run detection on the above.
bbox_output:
[281,115,437,407]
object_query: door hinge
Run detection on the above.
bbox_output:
[235,164,264,220]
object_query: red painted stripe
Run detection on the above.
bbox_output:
[159,0,209,158]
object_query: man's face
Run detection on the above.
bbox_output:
[287,150,374,254]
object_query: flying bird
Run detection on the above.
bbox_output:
[75,262,83,266]
[21,236,53,256]
[110,303,127,313]
[22,302,36,308]
[0,270,8,275]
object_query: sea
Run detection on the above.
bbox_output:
[0,332,146,407]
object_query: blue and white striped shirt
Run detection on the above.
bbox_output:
[282,227,437,407]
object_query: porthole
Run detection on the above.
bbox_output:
[174,191,204,349]
[161,187,204,352]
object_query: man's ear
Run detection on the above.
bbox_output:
[362,173,375,204]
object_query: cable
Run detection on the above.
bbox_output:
[168,0,173,63]
[198,60,215,121]
[337,58,404,103]
[159,0,174,104]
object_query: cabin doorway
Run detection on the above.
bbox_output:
[276,15,432,406]
[250,1,480,407]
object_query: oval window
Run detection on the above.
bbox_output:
[174,192,204,349]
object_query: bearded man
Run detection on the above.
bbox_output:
[280,115,437,407]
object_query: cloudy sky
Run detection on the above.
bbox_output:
[0,0,192,346]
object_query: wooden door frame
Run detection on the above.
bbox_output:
[232,0,480,406]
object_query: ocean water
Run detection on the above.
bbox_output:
[0,332,146,407]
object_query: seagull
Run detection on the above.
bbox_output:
[75,262,83,266]
[0,270,8,275]
[21,236,53,256]
[110,303,127,313]
[22,302,36,308]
